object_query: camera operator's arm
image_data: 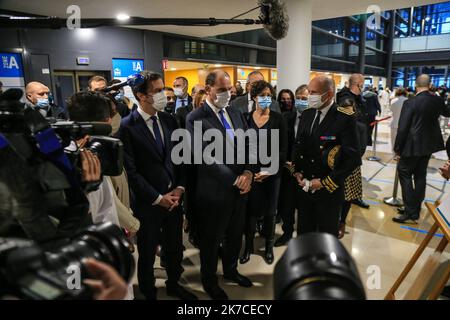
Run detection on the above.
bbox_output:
[117,125,161,203]
[83,258,127,300]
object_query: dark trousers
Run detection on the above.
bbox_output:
[367,115,376,146]
[277,167,301,235]
[197,190,247,288]
[298,188,343,237]
[340,200,352,224]
[136,206,183,299]
[398,155,431,218]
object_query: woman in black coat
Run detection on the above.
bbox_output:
[239,80,288,265]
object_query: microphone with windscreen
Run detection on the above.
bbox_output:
[258,0,289,40]
[101,73,145,93]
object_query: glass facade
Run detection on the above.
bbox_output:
[162,1,450,85]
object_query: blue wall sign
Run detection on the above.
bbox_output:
[112,58,144,78]
[0,52,25,91]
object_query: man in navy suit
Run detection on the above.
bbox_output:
[186,70,255,300]
[118,71,196,300]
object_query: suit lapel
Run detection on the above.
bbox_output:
[132,110,163,161]
[203,103,226,134]
[316,104,337,136]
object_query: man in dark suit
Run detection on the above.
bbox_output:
[336,73,370,209]
[118,71,197,300]
[275,84,309,246]
[293,76,361,236]
[363,88,382,146]
[229,70,281,116]
[393,74,450,224]
[186,69,255,300]
[173,76,193,113]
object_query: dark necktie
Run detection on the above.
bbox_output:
[310,110,322,135]
[181,99,186,107]
[218,110,234,140]
[150,115,165,155]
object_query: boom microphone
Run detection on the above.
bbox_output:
[101,73,145,93]
[258,0,289,40]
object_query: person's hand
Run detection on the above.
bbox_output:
[169,187,184,200]
[254,172,270,183]
[310,179,323,191]
[439,160,450,180]
[235,171,253,194]
[80,150,101,183]
[159,193,179,211]
[293,172,305,187]
[394,154,400,161]
[83,258,128,300]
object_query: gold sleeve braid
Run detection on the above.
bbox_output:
[322,175,338,193]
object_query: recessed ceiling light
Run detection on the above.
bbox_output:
[255,67,261,70]
[170,68,177,71]
[214,64,222,67]
[117,13,130,21]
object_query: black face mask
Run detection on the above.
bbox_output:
[281,101,292,111]
[165,101,175,113]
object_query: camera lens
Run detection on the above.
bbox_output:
[273,233,366,300]
[46,223,134,283]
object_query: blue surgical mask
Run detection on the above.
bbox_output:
[295,99,308,112]
[36,98,49,108]
[257,96,272,110]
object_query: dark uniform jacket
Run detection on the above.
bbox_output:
[293,103,361,194]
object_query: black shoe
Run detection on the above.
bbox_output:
[239,249,251,264]
[166,284,198,300]
[264,243,274,265]
[204,285,228,300]
[352,199,370,209]
[397,207,405,214]
[392,214,419,224]
[224,272,253,288]
[274,233,292,247]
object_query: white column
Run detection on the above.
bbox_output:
[276,0,313,92]
[373,76,380,89]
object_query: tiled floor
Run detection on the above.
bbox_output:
[135,119,450,300]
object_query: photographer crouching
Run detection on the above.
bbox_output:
[0,89,133,300]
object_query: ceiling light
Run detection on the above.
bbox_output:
[170,68,177,71]
[255,66,261,70]
[214,64,222,67]
[117,13,130,21]
[425,16,431,22]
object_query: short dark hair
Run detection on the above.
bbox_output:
[164,86,174,92]
[88,75,107,89]
[67,91,111,122]
[132,70,163,101]
[250,80,273,99]
[175,76,188,87]
[395,88,408,97]
[205,70,230,87]
[339,98,355,109]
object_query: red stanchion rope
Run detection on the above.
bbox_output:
[370,116,392,127]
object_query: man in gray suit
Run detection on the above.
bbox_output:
[229,70,281,115]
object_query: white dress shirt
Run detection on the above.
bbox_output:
[247,93,254,113]
[294,110,302,137]
[206,99,235,130]
[136,105,165,142]
[310,101,334,132]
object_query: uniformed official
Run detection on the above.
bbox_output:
[292,76,361,236]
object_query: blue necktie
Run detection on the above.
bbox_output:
[150,115,165,155]
[219,110,234,140]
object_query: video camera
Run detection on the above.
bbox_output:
[0,88,123,178]
[0,222,134,300]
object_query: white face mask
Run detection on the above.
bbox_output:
[174,87,184,98]
[151,91,167,111]
[214,90,231,109]
[308,92,328,109]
